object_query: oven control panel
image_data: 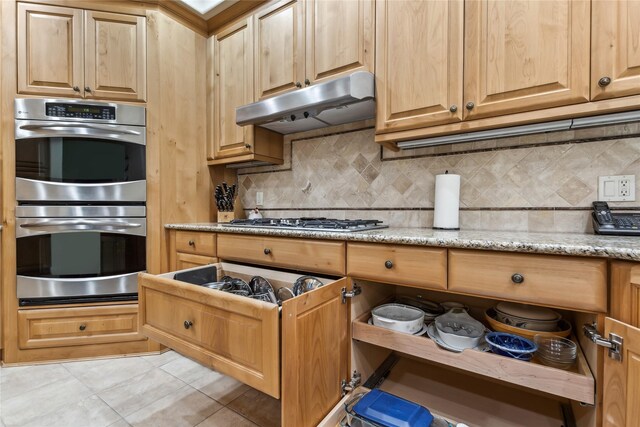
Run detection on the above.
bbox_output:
[45,102,116,120]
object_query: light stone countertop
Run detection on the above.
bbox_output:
[164,223,640,261]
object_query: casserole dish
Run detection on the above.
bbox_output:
[371,304,425,334]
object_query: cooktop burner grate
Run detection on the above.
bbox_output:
[222,217,388,232]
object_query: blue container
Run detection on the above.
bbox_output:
[485,332,538,361]
[352,390,434,427]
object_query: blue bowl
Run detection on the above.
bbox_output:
[485,332,538,361]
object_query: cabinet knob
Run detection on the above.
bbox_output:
[184,320,193,329]
[79,324,87,331]
[304,78,311,86]
[188,240,195,246]
[598,76,612,87]
[84,87,92,93]
[384,260,393,269]
[295,81,302,88]
[264,248,271,255]
[72,86,80,92]
[511,273,525,284]
[449,105,458,113]
[245,144,251,149]
[465,102,475,111]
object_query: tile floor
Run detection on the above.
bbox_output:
[0,351,281,427]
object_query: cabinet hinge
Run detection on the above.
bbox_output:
[583,323,623,362]
[341,370,361,396]
[341,284,361,304]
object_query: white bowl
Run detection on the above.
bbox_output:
[434,308,485,350]
[371,303,425,334]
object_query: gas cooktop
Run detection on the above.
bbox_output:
[222,217,388,232]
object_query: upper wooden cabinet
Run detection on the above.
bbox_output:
[463,0,590,120]
[254,0,305,99]
[17,3,146,102]
[84,11,146,101]
[591,0,640,101]
[375,0,463,133]
[213,17,255,159]
[255,0,374,99]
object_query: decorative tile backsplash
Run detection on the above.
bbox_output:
[238,123,640,233]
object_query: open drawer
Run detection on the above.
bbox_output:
[138,262,349,419]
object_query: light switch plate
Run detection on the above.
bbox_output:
[598,175,636,201]
[256,191,264,206]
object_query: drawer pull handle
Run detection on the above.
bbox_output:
[188,240,195,246]
[384,260,393,269]
[264,248,271,255]
[184,320,193,329]
[511,273,525,284]
[79,324,87,331]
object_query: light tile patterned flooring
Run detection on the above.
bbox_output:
[0,351,281,427]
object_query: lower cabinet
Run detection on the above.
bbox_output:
[138,262,349,427]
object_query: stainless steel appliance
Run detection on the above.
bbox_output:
[236,71,375,134]
[15,98,146,202]
[14,98,147,305]
[223,218,388,232]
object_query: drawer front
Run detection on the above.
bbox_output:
[18,305,142,349]
[448,250,607,312]
[218,234,346,275]
[174,253,217,270]
[138,270,280,398]
[347,243,447,290]
[175,231,216,256]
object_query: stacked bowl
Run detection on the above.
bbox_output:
[485,302,572,340]
[534,335,577,369]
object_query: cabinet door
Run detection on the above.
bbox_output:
[254,0,304,99]
[602,317,640,427]
[84,11,146,101]
[281,278,349,427]
[375,0,463,133]
[17,3,83,97]
[305,0,374,85]
[464,0,590,120]
[591,0,640,101]
[213,18,255,159]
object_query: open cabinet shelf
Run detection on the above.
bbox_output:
[352,311,595,404]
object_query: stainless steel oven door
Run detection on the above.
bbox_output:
[15,119,145,202]
[16,217,146,302]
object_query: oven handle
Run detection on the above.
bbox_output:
[18,123,141,136]
[20,219,143,229]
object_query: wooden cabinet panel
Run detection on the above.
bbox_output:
[591,0,640,101]
[17,3,83,97]
[254,0,304,99]
[281,277,348,427]
[213,18,255,159]
[448,250,607,312]
[305,0,373,84]
[139,269,281,398]
[463,0,590,119]
[347,243,447,290]
[602,317,640,427]
[84,11,146,101]
[18,305,141,349]
[217,234,346,275]
[175,231,216,257]
[375,0,463,132]
[175,253,217,270]
[611,262,640,328]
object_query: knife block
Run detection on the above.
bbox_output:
[217,212,235,223]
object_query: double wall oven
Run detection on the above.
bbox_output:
[15,98,147,306]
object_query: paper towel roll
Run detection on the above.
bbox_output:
[433,172,460,230]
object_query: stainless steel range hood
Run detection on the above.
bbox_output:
[236,71,375,134]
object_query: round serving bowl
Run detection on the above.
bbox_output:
[434,308,485,350]
[371,303,425,334]
[485,332,538,361]
[485,308,572,340]
[494,302,561,332]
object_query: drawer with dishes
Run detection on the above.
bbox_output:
[138,262,350,427]
[344,279,599,425]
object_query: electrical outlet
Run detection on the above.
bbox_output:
[598,175,636,201]
[256,191,264,206]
